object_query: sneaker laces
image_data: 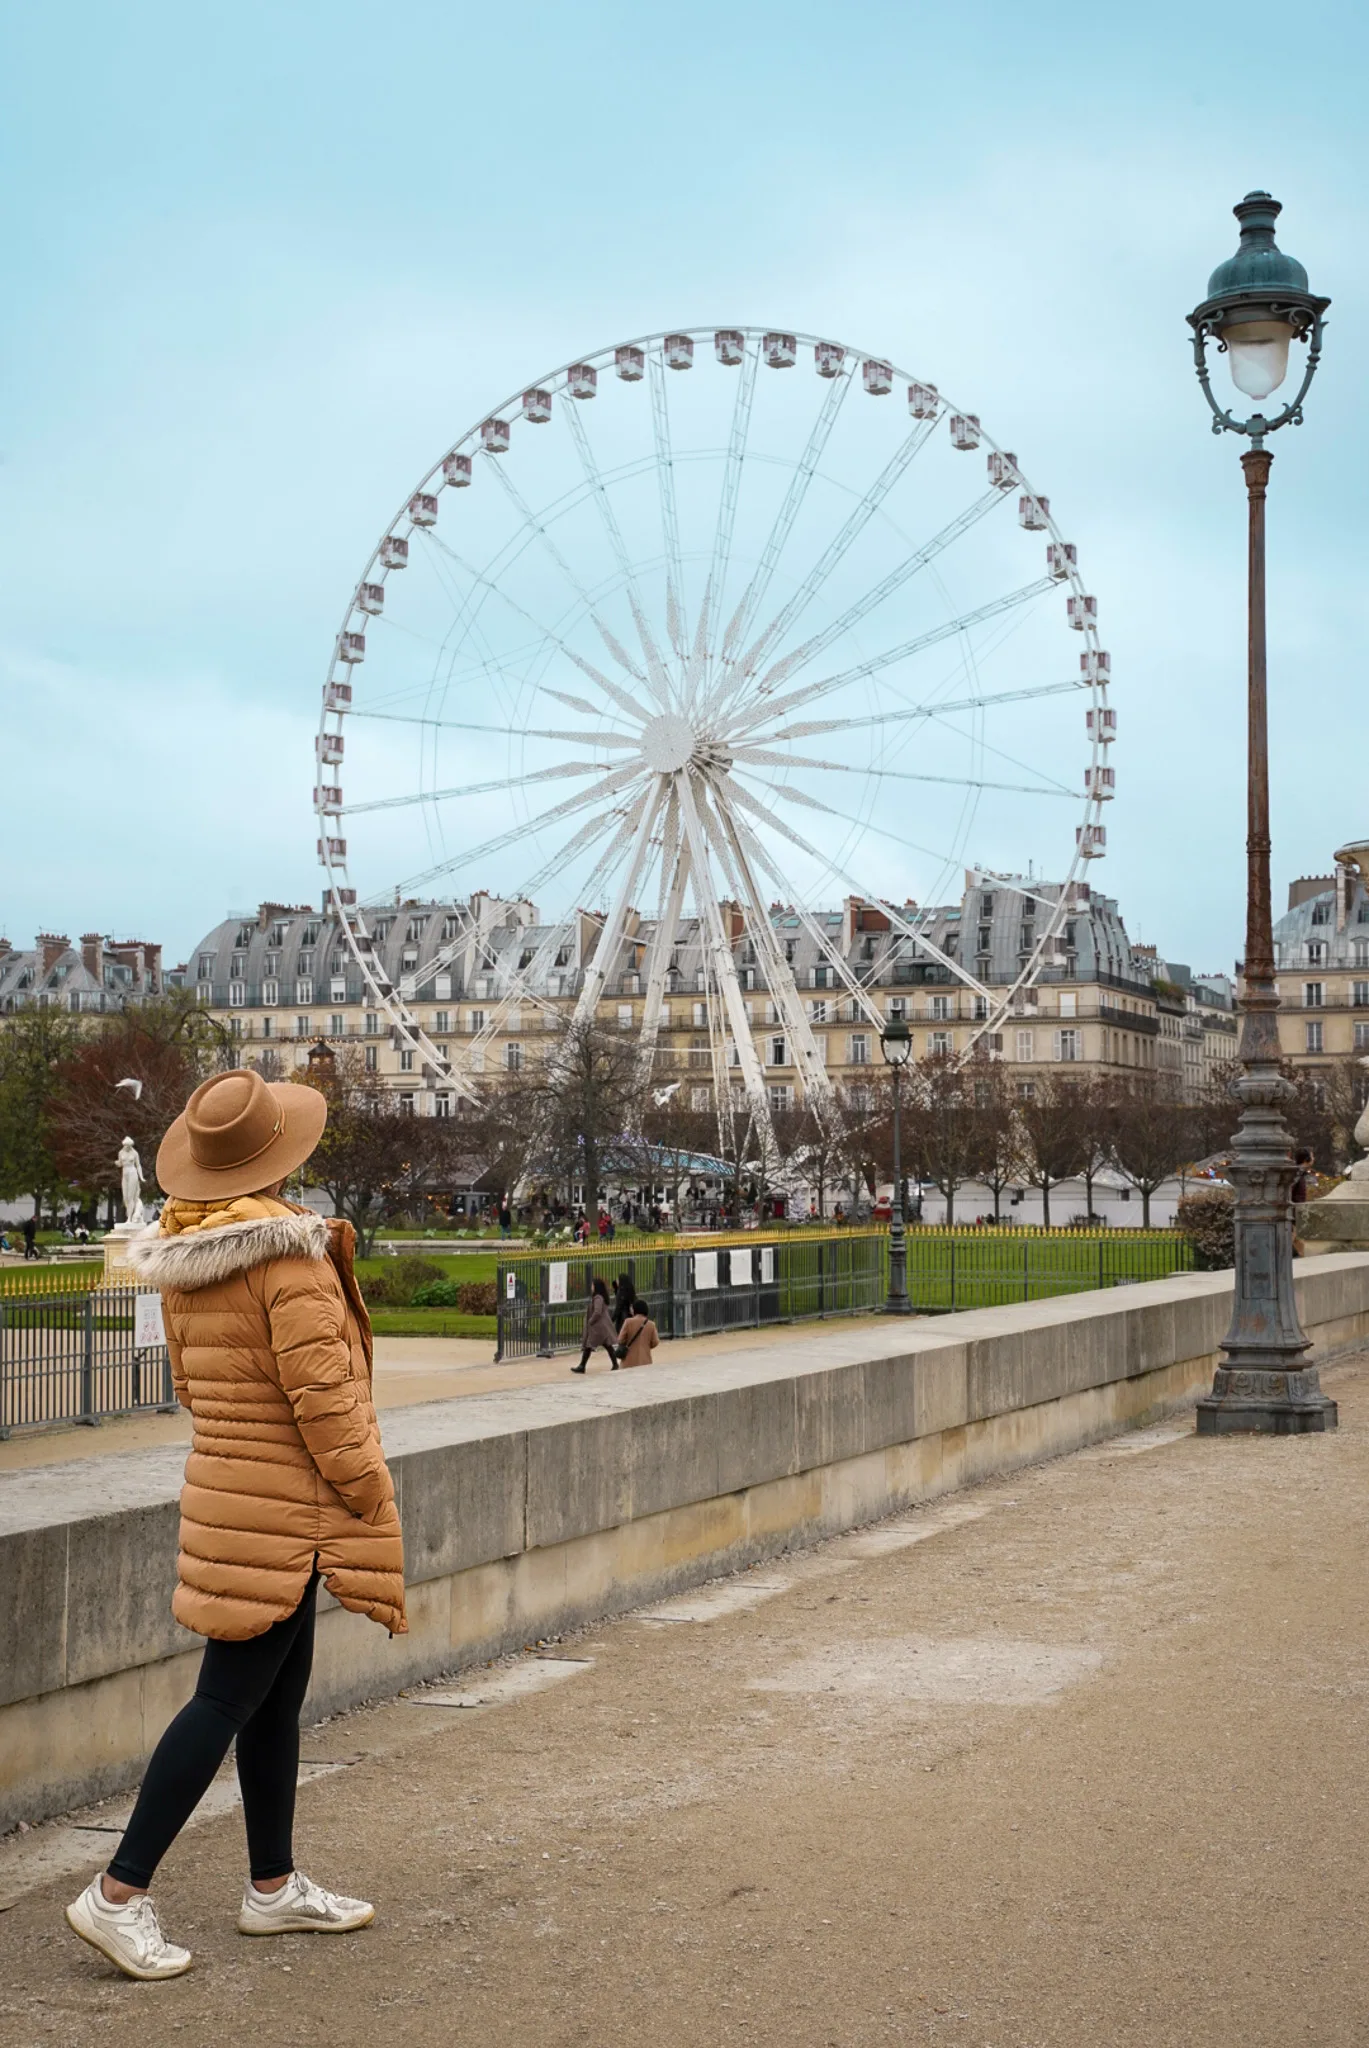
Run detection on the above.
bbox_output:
[128,1894,167,1961]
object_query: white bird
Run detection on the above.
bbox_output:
[115,1077,144,1101]
[652,1083,682,1105]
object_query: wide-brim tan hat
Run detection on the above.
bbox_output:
[156,1069,329,1201]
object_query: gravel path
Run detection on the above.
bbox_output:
[3,1361,1366,2046]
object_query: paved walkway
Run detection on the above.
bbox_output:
[3,1357,1367,2045]
[0,1318,894,1471]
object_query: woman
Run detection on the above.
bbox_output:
[572,1274,620,1373]
[610,1271,635,1336]
[617,1297,659,1368]
[66,1068,406,1981]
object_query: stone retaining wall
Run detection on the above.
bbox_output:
[4,1254,1368,1829]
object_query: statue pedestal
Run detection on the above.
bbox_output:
[1298,1166,1369,1256]
[102,1224,143,1288]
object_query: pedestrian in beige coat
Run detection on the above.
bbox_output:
[617,1300,660,1367]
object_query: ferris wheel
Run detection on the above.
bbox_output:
[314,326,1114,1129]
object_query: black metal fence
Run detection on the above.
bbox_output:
[0,1287,176,1435]
[496,1234,885,1359]
[496,1228,1195,1359]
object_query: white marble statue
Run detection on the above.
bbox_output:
[117,1136,146,1228]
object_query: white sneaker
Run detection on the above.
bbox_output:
[66,1875,192,1981]
[237,1869,375,1936]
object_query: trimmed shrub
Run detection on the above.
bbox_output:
[359,1256,446,1306]
[410,1278,462,1308]
[1176,1189,1235,1270]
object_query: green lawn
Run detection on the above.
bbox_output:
[368,1309,497,1339]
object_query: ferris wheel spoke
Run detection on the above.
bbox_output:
[711,364,856,709]
[560,393,674,706]
[571,782,666,1028]
[675,773,769,1113]
[735,576,1057,735]
[732,748,1072,800]
[696,339,761,697]
[637,799,691,1088]
[724,777,990,1001]
[422,530,653,727]
[764,679,1079,743]
[349,708,639,748]
[709,415,940,724]
[394,763,647,896]
[340,760,614,817]
[727,816,886,1028]
[647,351,688,667]
[701,785,834,1102]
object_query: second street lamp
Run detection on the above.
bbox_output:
[1187,191,1336,1434]
[880,1019,913,1315]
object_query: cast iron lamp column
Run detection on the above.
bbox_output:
[1188,191,1336,1433]
[880,1019,913,1315]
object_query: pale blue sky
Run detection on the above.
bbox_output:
[3,0,1364,971]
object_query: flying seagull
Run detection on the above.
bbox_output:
[115,1077,144,1101]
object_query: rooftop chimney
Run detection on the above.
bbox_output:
[80,932,105,983]
[37,932,70,977]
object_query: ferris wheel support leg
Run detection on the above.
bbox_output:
[637,841,692,1095]
[675,774,770,1125]
[570,784,664,1035]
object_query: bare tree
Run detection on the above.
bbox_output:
[1110,1077,1195,1227]
[295,1051,445,1254]
[1017,1074,1089,1228]
[967,1058,1025,1223]
[901,1053,983,1226]
[47,995,229,1215]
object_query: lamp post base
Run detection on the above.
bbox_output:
[1196,1367,1337,1434]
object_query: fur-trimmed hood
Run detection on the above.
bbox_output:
[127,1211,332,1292]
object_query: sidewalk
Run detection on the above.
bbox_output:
[3,1356,1366,2046]
[0,1317,894,1472]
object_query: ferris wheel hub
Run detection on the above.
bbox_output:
[642,712,696,775]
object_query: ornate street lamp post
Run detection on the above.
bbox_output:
[880,1019,913,1315]
[1188,191,1336,1433]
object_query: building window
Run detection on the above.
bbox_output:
[261,1016,273,1039]
[400,1048,415,1072]
[1056,1029,1079,1062]
[231,953,246,978]
[1016,1079,1036,1100]
[330,1014,344,1037]
[695,971,706,992]
[1354,981,1369,1009]
[197,954,215,979]
[930,994,951,1021]
[434,1093,451,1118]
[229,1016,242,1039]
[270,924,286,949]
[402,950,418,973]
[618,1005,633,1030]
[1307,941,1326,966]
[1305,1021,1324,1053]
[365,1012,379,1035]
[434,1010,450,1034]
[364,1044,377,1071]
[769,1084,793,1112]
[1303,982,1324,1008]
[930,1031,953,1056]
[262,978,279,1007]
[1059,992,1077,1018]
[690,1086,710,1110]
[197,981,213,1005]
[330,977,347,1003]
[399,1093,415,1115]
[469,1009,486,1033]
[1354,1023,1369,1051]
[810,1000,828,1025]
[295,1015,311,1038]
[235,926,253,949]
[1016,1029,1034,1062]
[1311,901,1331,925]
[768,1036,788,1068]
[296,978,313,1006]
[848,1033,869,1066]
[972,994,989,1021]
[229,980,246,1007]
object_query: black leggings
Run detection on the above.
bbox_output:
[576,1342,619,1369]
[109,1573,319,1889]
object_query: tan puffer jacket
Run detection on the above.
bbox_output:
[128,1206,407,1642]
